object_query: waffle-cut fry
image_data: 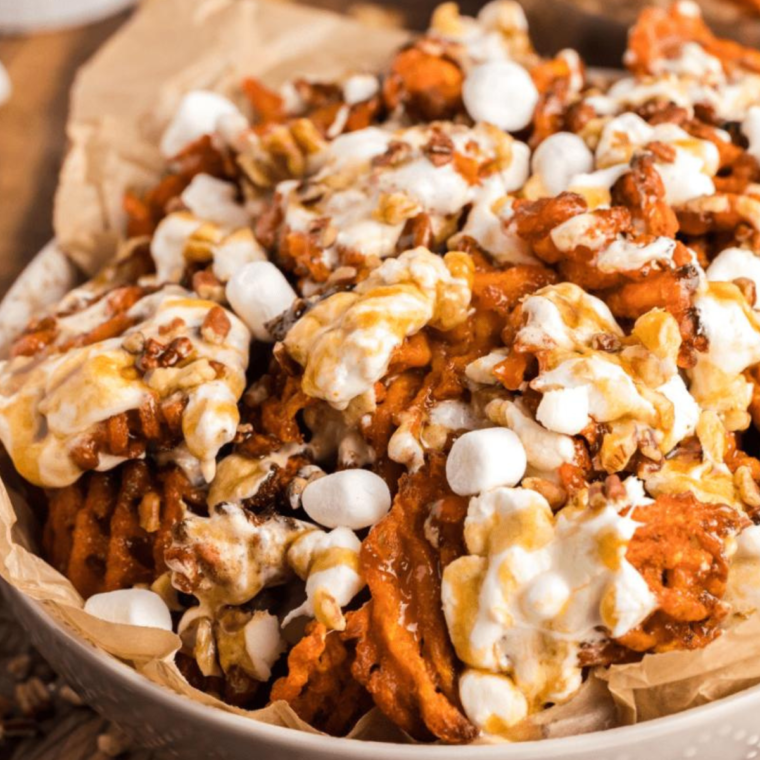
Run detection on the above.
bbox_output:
[366,372,424,469]
[626,2,760,76]
[66,472,118,599]
[346,455,476,743]
[618,493,749,652]
[103,461,156,591]
[271,620,372,735]
[43,481,86,579]
[258,374,315,444]
[43,462,200,598]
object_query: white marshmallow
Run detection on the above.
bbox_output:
[521,572,571,622]
[226,261,297,341]
[243,611,286,681]
[445,427,527,496]
[301,469,391,529]
[707,246,760,299]
[737,524,760,558]
[459,670,528,734]
[532,132,594,196]
[150,212,203,284]
[283,527,365,629]
[211,231,267,283]
[742,106,760,164]
[462,61,538,132]
[160,90,243,158]
[180,174,249,229]
[536,386,590,436]
[342,74,380,105]
[84,589,173,631]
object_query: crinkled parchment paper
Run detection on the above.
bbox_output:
[1,0,760,744]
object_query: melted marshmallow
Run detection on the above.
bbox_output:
[0,288,249,487]
[160,90,244,158]
[283,526,364,631]
[284,248,473,409]
[442,486,655,725]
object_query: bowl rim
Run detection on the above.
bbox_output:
[10,581,760,757]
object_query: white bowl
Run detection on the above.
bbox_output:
[4,247,760,758]
[0,0,136,33]
[6,580,760,759]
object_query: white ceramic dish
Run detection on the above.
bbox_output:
[0,0,136,33]
[4,246,760,759]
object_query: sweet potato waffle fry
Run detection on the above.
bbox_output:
[271,620,373,735]
[44,463,203,598]
[10,0,760,746]
[346,456,476,743]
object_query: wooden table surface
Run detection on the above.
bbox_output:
[0,5,416,758]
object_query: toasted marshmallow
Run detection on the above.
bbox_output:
[226,261,297,341]
[283,527,364,631]
[446,428,527,496]
[742,106,760,163]
[243,611,286,681]
[84,589,173,631]
[342,73,380,105]
[160,90,243,158]
[462,61,538,132]
[707,246,760,299]
[459,670,528,736]
[536,387,590,436]
[182,381,240,483]
[180,174,249,230]
[302,469,391,529]
[211,229,267,283]
[531,132,594,196]
[151,212,203,284]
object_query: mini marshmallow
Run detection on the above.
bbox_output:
[536,386,590,436]
[445,427,527,496]
[742,106,760,164]
[342,74,380,105]
[212,230,267,283]
[160,90,243,158]
[302,469,391,529]
[532,132,594,196]
[151,212,203,284]
[521,572,571,621]
[462,61,538,132]
[459,670,528,734]
[707,246,760,299]
[243,611,286,681]
[226,261,297,341]
[283,527,364,630]
[180,174,249,230]
[84,589,173,631]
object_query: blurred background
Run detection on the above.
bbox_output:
[1,0,759,757]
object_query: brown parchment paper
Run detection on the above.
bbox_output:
[53,0,408,275]
[2,0,760,745]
